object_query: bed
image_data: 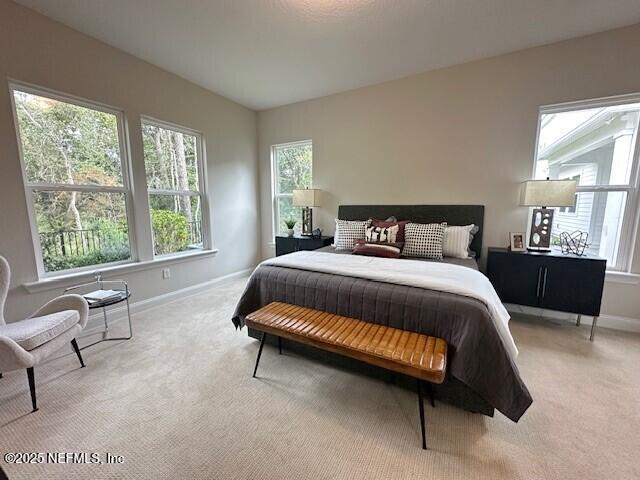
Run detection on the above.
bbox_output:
[232,205,532,422]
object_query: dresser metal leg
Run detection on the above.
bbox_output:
[576,314,581,327]
[590,316,598,341]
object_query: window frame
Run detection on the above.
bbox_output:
[532,93,640,272]
[141,115,211,257]
[9,80,138,278]
[270,139,313,238]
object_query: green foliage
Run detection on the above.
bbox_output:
[15,91,122,189]
[275,143,312,234]
[151,209,190,255]
[284,219,296,229]
[141,123,199,192]
[13,89,202,272]
[43,245,130,272]
[276,144,312,194]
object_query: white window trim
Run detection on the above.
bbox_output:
[9,80,139,279]
[141,115,212,257]
[270,139,312,238]
[532,93,640,273]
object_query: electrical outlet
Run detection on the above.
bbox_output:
[162,268,171,279]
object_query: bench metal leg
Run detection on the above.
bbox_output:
[417,380,427,450]
[425,382,435,408]
[252,332,267,378]
[278,336,282,355]
[590,316,598,341]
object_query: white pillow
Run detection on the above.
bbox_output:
[333,219,370,250]
[443,224,476,259]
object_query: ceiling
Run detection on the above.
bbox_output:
[14,0,640,110]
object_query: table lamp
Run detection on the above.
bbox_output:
[293,188,321,236]
[520,178,577,251]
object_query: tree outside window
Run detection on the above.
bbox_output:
[12,86,132,273]
[142,120,205,256]
[272,141,312,235]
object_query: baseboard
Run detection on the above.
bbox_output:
[82,267,253,335]
[597,314,640,333]
[506,304,640,334]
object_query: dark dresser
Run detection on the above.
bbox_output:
[486,247,606,340]
[275,235,334,257]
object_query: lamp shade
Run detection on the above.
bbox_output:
[520,179,577,207]
[293,188,321,207]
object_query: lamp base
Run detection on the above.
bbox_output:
[528,207,554,250]
[300,207,313,236]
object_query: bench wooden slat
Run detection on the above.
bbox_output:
[246,302,447,384]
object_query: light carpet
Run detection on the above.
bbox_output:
[0,276,638,480]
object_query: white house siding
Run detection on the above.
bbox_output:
[552,160,598,238]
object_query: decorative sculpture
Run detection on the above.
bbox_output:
[560,230,589,256]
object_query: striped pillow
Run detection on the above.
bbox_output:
[443,224,477,259]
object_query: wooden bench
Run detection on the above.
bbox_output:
[245,302,448,449]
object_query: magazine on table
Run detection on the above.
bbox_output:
[83,289,122,304]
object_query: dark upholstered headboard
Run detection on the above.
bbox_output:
[337,205,485,259]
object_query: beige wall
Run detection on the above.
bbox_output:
[258,24,640,321]
[0,0,259,321]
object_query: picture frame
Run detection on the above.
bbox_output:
[509,232,526,252]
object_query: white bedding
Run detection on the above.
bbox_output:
[262,250,518,358]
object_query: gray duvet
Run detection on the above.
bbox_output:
[232,251,532,422]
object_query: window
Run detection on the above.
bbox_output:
[271,140,312,235]
[11,84,134,274]
[142,118,207,256]
[533,95,640,270]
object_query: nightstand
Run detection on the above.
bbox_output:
[486,247,606,341]
[275,235,334,256]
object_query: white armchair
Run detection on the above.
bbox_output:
[0,256,88,412]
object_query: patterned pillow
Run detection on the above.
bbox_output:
[403,222,447,259]
[334,219,370,250]
[365,224,399,243]
[352,240,402,258]
[370,219,410,243]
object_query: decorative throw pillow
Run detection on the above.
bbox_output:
[366,224,399,243]
[370,218,410,243]
[352,240,402,258]
[443,224,477,259]
[403,222,447,259]
[334,219,370,250]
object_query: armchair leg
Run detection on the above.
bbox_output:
[26,367,38,412]
[71,339,86,368]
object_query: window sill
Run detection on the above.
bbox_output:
[605,271,640,285]
[23,249,219,293]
